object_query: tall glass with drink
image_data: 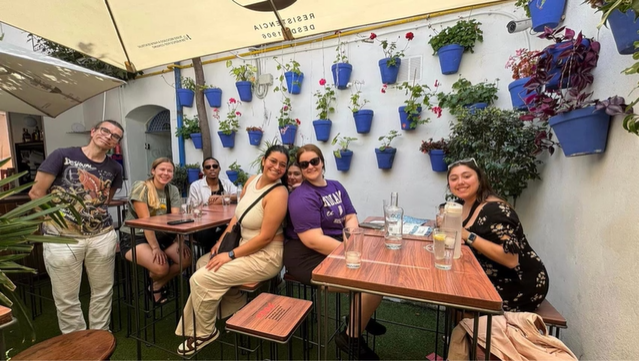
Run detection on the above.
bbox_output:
[443,202,463,259]
[433,228,457,270]
[343,227,364,269]
[384,192,403,250]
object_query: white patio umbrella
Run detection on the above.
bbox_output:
[0,41,125,117]
[0,0,499,72]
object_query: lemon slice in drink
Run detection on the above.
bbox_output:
[433,233,446,242]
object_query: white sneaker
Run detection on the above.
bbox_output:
[177,328,219,355]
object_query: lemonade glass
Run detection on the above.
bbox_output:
[432,228,457,270]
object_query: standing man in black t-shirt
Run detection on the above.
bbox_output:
[29,120,124,334]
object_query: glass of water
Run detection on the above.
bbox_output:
[222,191,231,207]
[180,197,192,220]
[343,227,364,269]
[433,228,457,271]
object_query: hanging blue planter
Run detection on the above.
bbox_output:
[437,44,464,75]
[545,39,591,90]
[284,71,304,94]
[508,78,534,110]
[203,88,222,107]
[217,131,236,148]
[177,89,195,108]
[226,170,239,183]
[279,125,297,145]
[375,148,396,170]
[331,63,353,89]
[312,120,332,142]
[353,110,374,134]
[247,130,263,146]
[334,150,353,172]
[529,0,566,32]
[398,106,421,131]
[549,106,611,157]
[235,81,253,102]
[428,150,448,172]
[190,133,203,149]
[464,103,488,114]
[187,168,200,184]
[608,9,639,55]
[378,58,401,84]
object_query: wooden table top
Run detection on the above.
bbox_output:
[124,204,236,234]
[12,329,116,360]
[312,233,503,313]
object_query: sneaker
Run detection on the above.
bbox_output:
[177,328,219,356]
[335,330,380,360]
[345,318,387,336]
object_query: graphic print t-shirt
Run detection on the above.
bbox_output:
[39,147,123,237]
[285,180,356,240]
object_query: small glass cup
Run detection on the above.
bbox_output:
[343,227,364,269]
[432,228,457,271]
[180,197,192,220]
[192,200,203,219]
[222,191,231,207]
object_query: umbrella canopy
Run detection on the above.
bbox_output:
[0,0,499,72]
[0,42,125,118]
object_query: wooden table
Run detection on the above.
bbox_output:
[312,233,502,360]
[124,204,236,359]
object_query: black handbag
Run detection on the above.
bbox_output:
[217,183,283,254]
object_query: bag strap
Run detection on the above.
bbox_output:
[165,186,171,214]
[237,182,283,224]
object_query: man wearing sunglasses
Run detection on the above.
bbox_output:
[189,157,238,251]
[29,120,124,334]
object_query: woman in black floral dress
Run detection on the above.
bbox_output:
[447,159,549,311]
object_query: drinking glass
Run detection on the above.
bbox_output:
[192,199,203,219]
[180,197,192,220]
[222,191,231,206]
[435,205,445,228]
[343,227,364,269]
[432,228,457,271]
[236,188,242,204]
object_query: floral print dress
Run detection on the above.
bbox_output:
[464,201,549,312]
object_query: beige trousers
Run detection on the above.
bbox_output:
[175,240,283,338]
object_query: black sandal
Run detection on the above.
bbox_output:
[147,285,168,306]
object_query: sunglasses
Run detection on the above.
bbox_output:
[299,157,321,170]
[448,157,478,170]
[203,164,220,170]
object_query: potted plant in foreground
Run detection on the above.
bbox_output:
[349,81,373,134]
[175,115,202,149]
[178,76,196,107]
[185,163,201,184]
[505,48,539,110]
[332,35,352,89]
[419,138,449,172]
[226,60,257,102]
[213,98,242,148]
[523,27,634,157]
[437,78,499,115]
[368,31,414,84]
[375,130,401,169]
[275,57,304,94]
[313,78,336,141]
[394,80,440,130]
[332,133,357,172]
[428,19,483,75]
[246,126,263,146]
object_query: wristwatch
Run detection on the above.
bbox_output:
[228,250,236,260]
[466,232,477,247]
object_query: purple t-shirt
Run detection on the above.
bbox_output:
[38,147,123,237]
[286,180,356,240]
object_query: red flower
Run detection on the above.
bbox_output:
[319,78,327,86]
[369,33,377,40]
[431,106,443,118]
[283,105,289,111]
[236,111,242,116]
[381,84,388,94]
[434,80,440,88]
[405,32,414,41]
[229,98,237,104]
[295,118,301,125]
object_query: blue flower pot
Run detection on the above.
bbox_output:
[608,9,639,55]
[353,110,374,134]
[398,106,421,131]
[177,89,194,108]
[190,132,203,149]
[226,170,239,183]
[529,0,566,32]
[508,78,534,110]
[312,119,332,142]
[544,39,591,90]
[548,106,611,157]
[279,125,297,145]
[284,71,304,94]
[378,58,401,84]
[464,103,488,114]
[334,150,353,172]
[235,81,253,102]
[375,148,396,170]
[218,131,236,148]
[247,130,263,146]
[187,168,200,184]
[331,63,353,89]
[437,44,464,75]
[204,88,222,107]
[428,150,448,172]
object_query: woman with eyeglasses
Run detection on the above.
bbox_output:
[175,145,289,355]
[120,157,192,305]
[448,159,548,311]
[283,144,383,360]
[286,162,303,192]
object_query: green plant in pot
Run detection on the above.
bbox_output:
[436,78,498,116]
[522,27,634,156]
[428,19,483,75]
[225,60,257,102]
[331,35,352,89]
[175,115,203,149]
[200,83,223,108]
[368,31,414,84]
[332,133,357,172]
[185,163,201,184]
[393,80,439,130]
[375,130,401,170]
[505,48,540,110]
[212,98,242,148]
[275,57,304,94]
[419,138,449,172]
[227,161,245,185]
[178,76,197,107]
[349,81,373,134]
[313,78,336,142]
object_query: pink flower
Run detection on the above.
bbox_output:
[432,106,443,118]
[434,80,440,88]
[283,105,289,111]
[295,118,301,125]
[369,33,377,40]
[236,111,241,116]
[381,84,388,93]
[319,78,327,86]
[405,32,414,41]
[229,98,237,104]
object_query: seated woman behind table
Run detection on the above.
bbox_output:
[283,144,384,360]
[175,145,290,356]
[447,158,549,311]
[119,157,192,305]
[189,157,238,252]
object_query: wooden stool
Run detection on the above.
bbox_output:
[12,330,116,360]
[534,299,567,338]
[226,293,312,360]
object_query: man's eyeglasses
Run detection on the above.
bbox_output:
[299,157,321,170]
[447,157,478,170]
[97,127,122,142]
[204,164,220,170]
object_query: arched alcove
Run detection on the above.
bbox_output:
[124,105,171,183]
